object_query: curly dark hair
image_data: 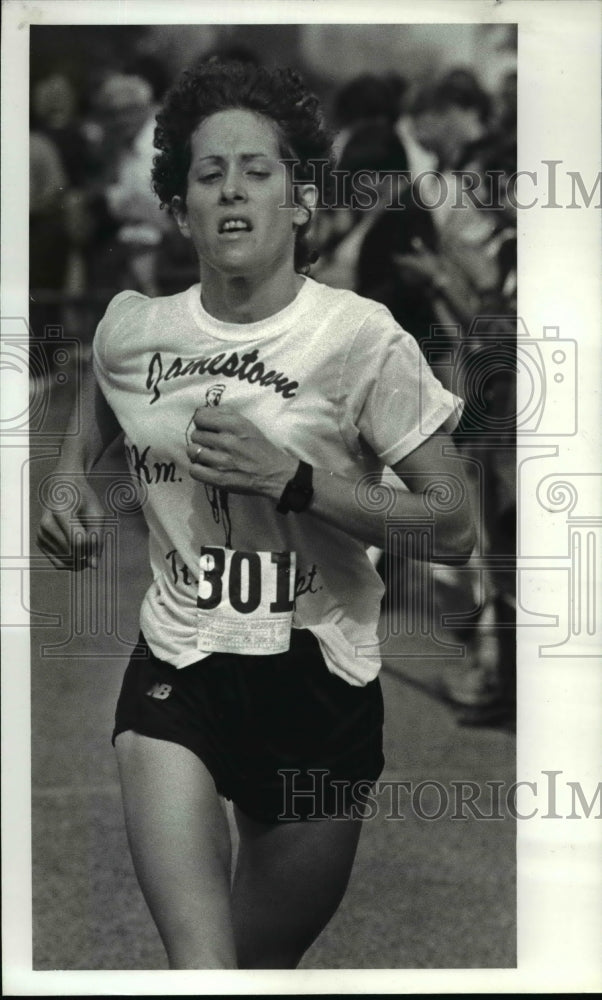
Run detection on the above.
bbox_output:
[152,59,335,272]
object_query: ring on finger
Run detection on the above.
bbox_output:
[195,444,204,462]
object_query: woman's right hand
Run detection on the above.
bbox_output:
[37,485,107,571]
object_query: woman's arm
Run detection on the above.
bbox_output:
[37,364,124,570]
[186,408,475,565]
[292,433,474,563]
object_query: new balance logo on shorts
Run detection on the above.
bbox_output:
[146,682,172,700]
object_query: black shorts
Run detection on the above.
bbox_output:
[113,629,384,824]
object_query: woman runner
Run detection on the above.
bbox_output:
[38,59,475,970]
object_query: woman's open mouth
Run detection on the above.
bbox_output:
[218,217,253,235]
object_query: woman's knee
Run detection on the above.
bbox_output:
[164,905,237,969]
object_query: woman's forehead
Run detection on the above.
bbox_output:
[189,108,282,161]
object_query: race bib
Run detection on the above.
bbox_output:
[197,545,296,655]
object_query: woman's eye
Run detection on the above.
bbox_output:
[247,169,270,178]
[198,172,221,183]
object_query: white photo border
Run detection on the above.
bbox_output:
[2,0,601,994]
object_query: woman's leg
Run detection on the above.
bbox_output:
[232,806,364,969]
[115,731,236,969]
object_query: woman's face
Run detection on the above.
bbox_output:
[173,109,308,279]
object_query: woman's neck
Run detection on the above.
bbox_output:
[199,261,304,324]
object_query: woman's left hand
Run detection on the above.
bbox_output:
[186,406,297,500]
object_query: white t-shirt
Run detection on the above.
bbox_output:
[92,276,462,685]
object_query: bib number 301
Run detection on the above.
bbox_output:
[196,545,296,655]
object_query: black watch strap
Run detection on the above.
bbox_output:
[276,460,314,514]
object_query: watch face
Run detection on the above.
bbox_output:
[287,483,313,513]
[276,462,314,513]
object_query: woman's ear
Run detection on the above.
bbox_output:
[171,196,190,238]
[293,184,318,229]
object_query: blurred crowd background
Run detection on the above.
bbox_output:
[29,23,517,726]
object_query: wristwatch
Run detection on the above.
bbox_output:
[276,460,314,514]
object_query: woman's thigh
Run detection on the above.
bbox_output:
[232,805,364,969]
[114,731,236,969]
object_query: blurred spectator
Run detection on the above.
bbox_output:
[441,71,516,725]
[29,131,67,237]
[407,73,516,726]
[343,69,517,727]
[31,73,91,188]
[491,68,517,134]
[332,73,406,159]
[129,53,172,103]
[334,73,403,129]
[411,69,489,169]
[467,68,517,316]
[356,69,498,362]
[31,72,101,321]
[394,76,437,179]
[29,131,70,371]
[313,120,408,291]
[85,72,174,298]
[30,130,69,294]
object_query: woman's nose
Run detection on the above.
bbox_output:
[219,169,246,202]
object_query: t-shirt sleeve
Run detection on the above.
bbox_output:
[339,305,463,466]
[92,289,147,388]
